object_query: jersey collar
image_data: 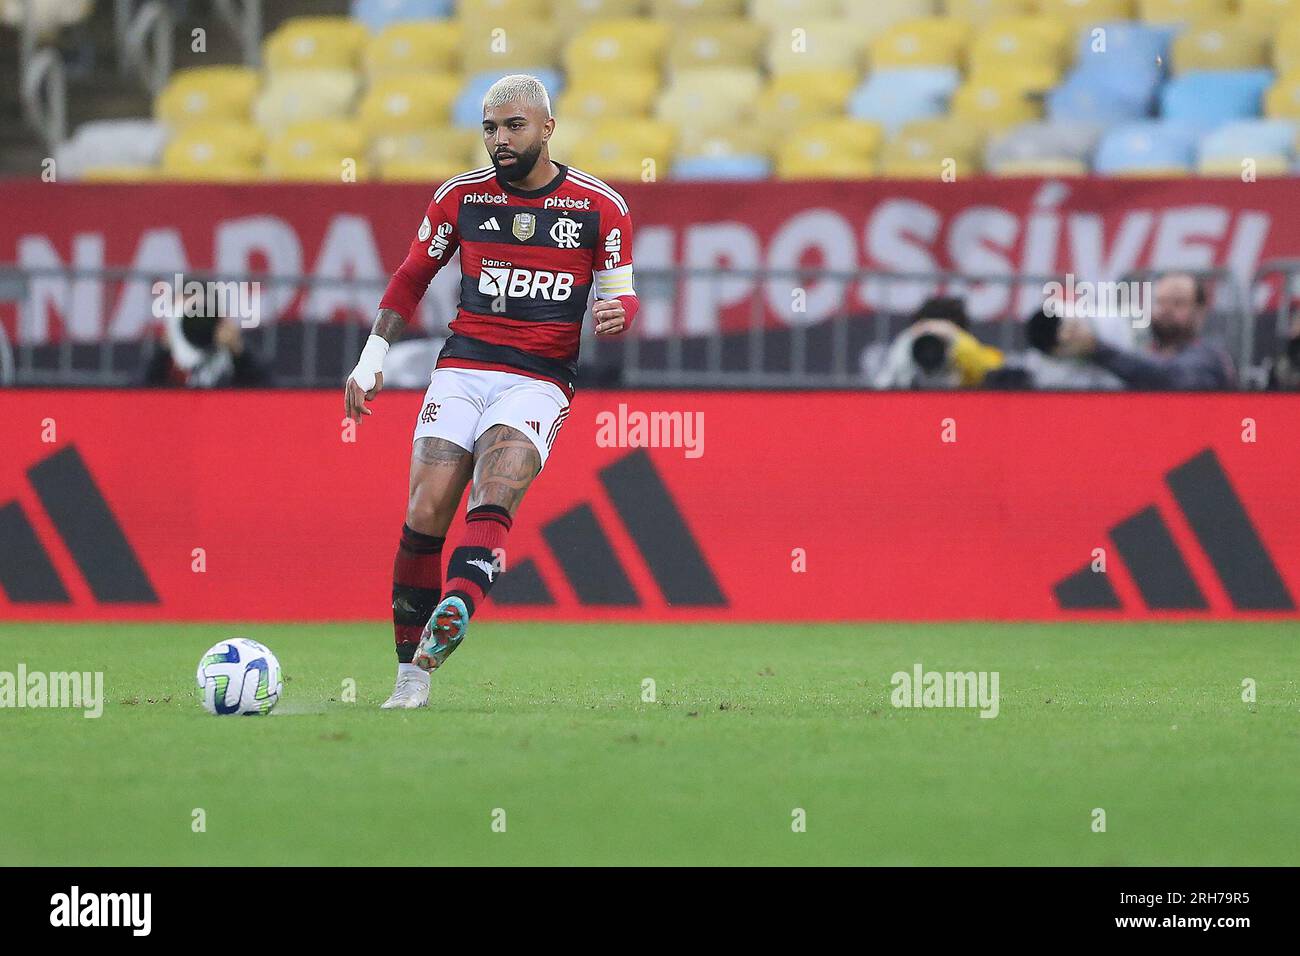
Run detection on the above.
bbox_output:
[497,162,568,198]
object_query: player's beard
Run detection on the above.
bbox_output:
[492,141,543,182]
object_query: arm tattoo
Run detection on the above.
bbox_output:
[372,308,407,345]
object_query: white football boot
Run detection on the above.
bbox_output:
[380,662,431,709]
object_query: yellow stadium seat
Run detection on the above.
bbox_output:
[1035,0,1134,28]
[461,18,562,72]
[1170,21,1267,72]
[265,120,366,180]
[667,20,765,71]
[162,122,265,179]
[944,0,1034,24]
[252,70,360,129]
[82,165,161,182]
[263,17,368,74]
[870,17,972,69]
[675,127,772,159]
[751,0,842,24]
[755,70,856,134]
[880,117,982,176]
[649,0,745,16]
[968,62,1060,93]
[547,116,591,160]
[159,163,263,183]
[1265,73,1300,117]
[766,18,872,74]
[656,68,764,129]
[567,118,675,179]
[950,79,1041,129]
[555,0,647,19]
[1273,21,1300,74]
[840,0,942,38]
[1111,165,1191,177]
[461,0,551,17]
[371,128,482,169]
[363,22,461,79]
[1197,155,1290,176]
[1137,0,1231,23]
[1240,0,1300,19]
[775,118,882,178]
[558,72,661,120]
[991,156,1088,175]
[155,66,259,127]
[967,17,1070,71]
[378,158,472,182]
[358,74,460,138]
[563,18,670,78]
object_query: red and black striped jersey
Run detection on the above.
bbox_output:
[379,162,637,394]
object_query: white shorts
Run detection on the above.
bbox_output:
[412,366,571,467]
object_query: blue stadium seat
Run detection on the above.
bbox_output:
[1198,119,1297,165]
[1046,68,1159,124]
[846,68,960,134]
[1072,21,1176,72]
[352,0,454,31]
[1161,70,1273,126]
[1093,120,1200,174]
[452,69,565,127]
[671,155,772,180]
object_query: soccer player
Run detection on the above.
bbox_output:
[344,74,638,709]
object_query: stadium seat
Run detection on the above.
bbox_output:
[756,70,858,137]
[649,0,746,17]
[1046,67,1159,123]
[870,17,972,69]
[568,119,676,179]
[984,120,1102,171]
[1273,19,1300,76]
[1196,118,1296,174]
[55,119,169,180]
[656,68,764,131]
[766,19,871,74]
[969,62,1060,94]
[879,116,983,176]
[1170,21,1268,72]
[667,20,766,72]
[263,17,369,73]
[671,154,772,179]
[253,70,361,129]
[82,166,163,182]
[990,156,1087,175]
[1240,0,1300,19]
[154,67,259,128]
[1071,19,1174,70]
[459,0,551,18]
[675,126,770,159]
[1035,0,1135,29]
[362,21,461,79]
[460,18,562,73]
[553,0,647,19]
[563,19,670,79]
[943,0,1032,24]
[1093,120,1200,174]
[840,0,939,37]
[776,118,882,178]
[452,68,564,126]
[1264,72,1300,117]
[950,79,1041,130]
[1137,0,1231,23]
[1160,69,1272,125]
[966,16,1070,72]
[359,74,460,138]
[376,158,470,182]
[265,119,368,181]
[370,127,481,171]
[161,122,266,180]
[846,67,960,133]
[558,72,661,120]
[351,0,454,32]
[751,0,842,24]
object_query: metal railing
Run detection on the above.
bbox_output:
[0,263,1269,388]
[114,0,174,97]
[17,0,69,149]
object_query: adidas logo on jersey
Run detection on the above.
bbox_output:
[479,217,501,231]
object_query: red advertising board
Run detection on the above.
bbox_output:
[0,177,1290,344]
[1,390,1296,622]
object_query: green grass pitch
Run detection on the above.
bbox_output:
[1,621,1296,866]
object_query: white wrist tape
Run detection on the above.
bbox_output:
[349,334,390,391]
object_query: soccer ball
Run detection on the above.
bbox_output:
[196,638,283,716]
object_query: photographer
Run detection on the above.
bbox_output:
[1043,272,1236,390]
[873,296,1005,389]
[142,311,267,388]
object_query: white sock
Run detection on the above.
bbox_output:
[398,662,424,677]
